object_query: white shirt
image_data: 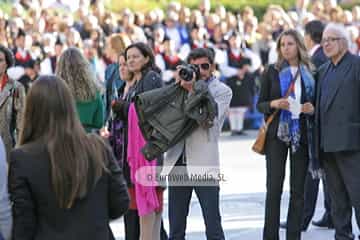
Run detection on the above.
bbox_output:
[290,66,302,119]
[309,44,321,57]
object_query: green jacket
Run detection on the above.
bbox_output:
[76,91,105,132]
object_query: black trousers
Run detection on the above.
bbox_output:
[321,150,360,240]
[168,155,225,240]
[263,138,309,240]
[168,185,225,240]
[302,170,332,227]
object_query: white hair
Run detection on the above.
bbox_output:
[324,23,351,49]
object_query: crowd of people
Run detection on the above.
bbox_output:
[1,0,358,134]
[1,0,360,240]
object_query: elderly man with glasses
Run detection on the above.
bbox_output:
[315,23,360,240]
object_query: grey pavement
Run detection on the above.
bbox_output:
[111,130,359,240]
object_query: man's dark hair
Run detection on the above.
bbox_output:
[305,20,325,44]
[187,48,215,64]
[17,28,26,38]
[0,44,15,68]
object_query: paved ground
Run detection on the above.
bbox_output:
[111,130,359,239]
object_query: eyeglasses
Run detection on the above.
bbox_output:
[321,37,344,45]
[194,63,210,70]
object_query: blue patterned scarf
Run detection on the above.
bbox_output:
[277,63,322,178]
[277,63,315,152]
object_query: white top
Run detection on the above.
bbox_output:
[290,66,302,119]
[218,48,262,78]
[309,44,321,57]
[155,54,175,83]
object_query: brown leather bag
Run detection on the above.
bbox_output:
[252,112,277,155]
[252,69,300,155]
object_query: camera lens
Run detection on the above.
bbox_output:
[179,66,193,82]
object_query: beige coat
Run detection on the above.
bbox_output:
[0,77,25,162]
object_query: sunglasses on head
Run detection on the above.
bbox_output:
[194,63,210,70]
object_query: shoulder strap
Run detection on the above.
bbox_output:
[265,68,300,126]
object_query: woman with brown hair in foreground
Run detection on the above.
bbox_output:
[8,75,129,240]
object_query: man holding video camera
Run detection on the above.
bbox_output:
[165,48,232,240]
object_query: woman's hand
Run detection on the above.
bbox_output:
[100,127,110,138]
[270,98,290,110]
[301,102,315,114]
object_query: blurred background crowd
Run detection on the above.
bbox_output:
[1,0,360,133]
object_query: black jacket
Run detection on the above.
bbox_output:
[112,70,163,186]
[257,65,308,141]
[311,47,328,69]
[135,80,218,160]
[8,141,129,240]
[226,73,255,107]
[314,52,360,154]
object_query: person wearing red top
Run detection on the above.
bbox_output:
[12,29,32,67]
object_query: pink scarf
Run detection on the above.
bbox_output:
[127,103,159,216]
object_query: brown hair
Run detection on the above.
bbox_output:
[275,29,314,71]
[56,47,99,102]
[109,33,131,55]
[19,75,108,209]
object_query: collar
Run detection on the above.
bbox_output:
[309,44,321,57]
[331,51,350,67]
[205,75,216,85]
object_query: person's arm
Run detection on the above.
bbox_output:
[8,150,37,240]
[257,66,289,115]
[13,84,26,141]
[107,150,130,219]
[210,84,233,135]
[257,66,274,115]
[218,52,238,78]
[155,55,174,83]
[93,92,105,129]
[243,48,262,72]
[0,138,12,240]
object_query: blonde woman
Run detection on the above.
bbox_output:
[56,47,104,133]
[257,29,317,240]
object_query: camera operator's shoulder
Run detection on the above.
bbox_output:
[211,78,232,98]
